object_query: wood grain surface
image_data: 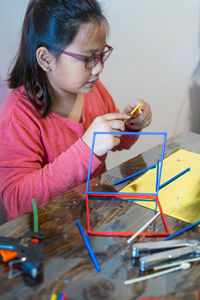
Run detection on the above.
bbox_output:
[0,132,199,300]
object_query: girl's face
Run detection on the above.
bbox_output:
[47,21,107,97]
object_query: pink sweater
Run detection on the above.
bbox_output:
[0,80,138,220]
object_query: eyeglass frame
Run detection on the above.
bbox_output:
[62,44,113,69]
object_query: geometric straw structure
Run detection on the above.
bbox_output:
[85,131,170,237]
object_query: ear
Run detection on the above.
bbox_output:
[36,47,56,72]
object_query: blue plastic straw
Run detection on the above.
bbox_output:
[113,164,157,186]
[164,220,200,241]
[156,133,167,193]
[76,220,101,272]
[155,160,160,192]
[159,167,191,190]
[57,293,67,300]
[85,131,167,194]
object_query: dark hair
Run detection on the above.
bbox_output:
[8,0,108,117]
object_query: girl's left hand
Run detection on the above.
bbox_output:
[123,99,152,131]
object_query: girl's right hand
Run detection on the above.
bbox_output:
[82,113,129,157]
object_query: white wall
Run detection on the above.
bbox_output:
[99,0,200,168]
[100,0,200,133]
[0,1,28,79]
[1,0,200,169]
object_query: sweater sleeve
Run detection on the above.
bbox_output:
[0,115,102,220]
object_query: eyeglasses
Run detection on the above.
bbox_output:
[62,44,113,69]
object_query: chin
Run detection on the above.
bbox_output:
[83,84,95,93]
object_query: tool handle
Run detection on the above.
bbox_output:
[139,246,198,271]
[132,239,199,257]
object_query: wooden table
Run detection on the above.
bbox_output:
[0,131,200,300]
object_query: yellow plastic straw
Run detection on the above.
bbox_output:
[129,104,141,116]
[50,293,57,300]
[124,104,140,122]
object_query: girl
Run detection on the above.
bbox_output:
[0,0,152,220]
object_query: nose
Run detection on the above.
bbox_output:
[92,60,104,76]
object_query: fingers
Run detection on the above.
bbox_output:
[104,112,129,121]
[125,99,152,130]
[137,101,152,128]
[109,119,125,131]
[124,100,144,117]
[127,112,152,129]
[95,114,127,132]
[82,113,128,157]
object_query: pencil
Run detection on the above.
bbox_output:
[159,167,190,190]
[163,220,200,241]
[113,163,157,186]
[76,220,101,272]
[127,212,160,244]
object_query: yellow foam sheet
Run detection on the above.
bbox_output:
[120,149,200,224]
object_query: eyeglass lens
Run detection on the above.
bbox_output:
[86,49,112,68]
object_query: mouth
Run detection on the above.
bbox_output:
[85,79,98,88]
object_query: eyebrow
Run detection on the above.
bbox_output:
[84,49,99,54]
